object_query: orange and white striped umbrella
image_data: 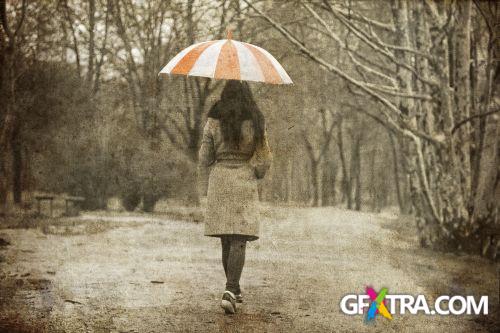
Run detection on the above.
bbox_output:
[159,37,292,85]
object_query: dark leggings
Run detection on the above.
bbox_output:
[221,235,247,294]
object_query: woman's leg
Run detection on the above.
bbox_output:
[221,236,231,278]
[225,236,246,294]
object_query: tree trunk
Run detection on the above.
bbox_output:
[310,159,319,207]
[389,132,405,213]
[0,14,19,209]
[321,158,337,206]
[352,135,362,211]
[86,0,96,86]
[0,153,7,213]
[287,157,293,203]
[472,16,500,223]
[455,0,472,201]
[11,125,22,205]
[368,147,376,212]
[337,120,352,208]
[473,118,499,219]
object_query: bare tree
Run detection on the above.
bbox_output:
[0,0,27,209]
[244,0,499,254]
[302,108,336,206]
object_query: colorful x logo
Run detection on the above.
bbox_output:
[366,287,393,321]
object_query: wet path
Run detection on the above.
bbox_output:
[0,207,497,332]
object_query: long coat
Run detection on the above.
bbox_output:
[198,118,272,241]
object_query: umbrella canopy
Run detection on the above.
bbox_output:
[159,37,292,85]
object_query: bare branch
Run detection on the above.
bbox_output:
[342,102,396,134]
[93,0,111,95]
[0,0,13,39]
[1,0,27,44]
[302,2,344,45]
[365,22,435,61]
[361,81,434,100]
[322,1,438,88]
[346,50,398,87]
[61,0,82,77]
[473,0,493,37]
[112,0,141,85]
[452,107,500,134]
[423,0,444,25]
[13,0,27,37]
[320,1,396,32]
[244,0,443,147]
[159,110,189,147]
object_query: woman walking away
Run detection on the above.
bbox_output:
[198,81,272,314]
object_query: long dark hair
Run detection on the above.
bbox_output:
[207,81,265,148]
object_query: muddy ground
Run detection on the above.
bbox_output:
[0,207,498,332]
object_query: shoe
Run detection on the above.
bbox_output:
[221,291,236,314]
[236,293,243,303]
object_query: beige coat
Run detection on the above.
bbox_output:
[198,118,272,240]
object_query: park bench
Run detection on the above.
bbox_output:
[64,196,85,216]
[34,195,55,217]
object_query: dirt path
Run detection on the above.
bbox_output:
[0,207,498,332]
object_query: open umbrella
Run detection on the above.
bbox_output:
[159,31,292,85]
